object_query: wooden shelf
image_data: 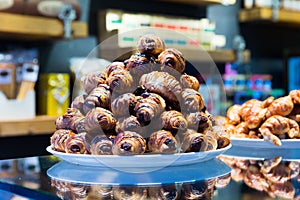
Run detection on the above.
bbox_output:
[99,47,250,63]
[239,8,300,25]
[155,0,236,5]
[0,12,88,40]
[0,115,57,137]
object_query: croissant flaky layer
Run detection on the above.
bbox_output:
[50,34,227,155]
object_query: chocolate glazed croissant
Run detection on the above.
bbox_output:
[110,93,137,118]
[50,129,76,152]
[139,71,182,105]
[181,129,208,153]
[64,133,87,154]
[82,84,111,114]
[185,111,212,133]
[112,131,146,155]
[55,108,84,131]
[180,74,200,91]
[160,110,188,133]
[89,135,113,155]
[81,71,106,94]
[105,61,126,77]
[134,92,166,125]
[84,107,117,134]
[115,115,142,134]
[157,48,185,75]
[137,33,166,58]
[106,68,134,94]
[148,130,179,154]
[181,88,205,113]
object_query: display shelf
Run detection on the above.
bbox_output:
[99,47,250,63]
[0,115,56,137]
[0,12,88,40]
[155,0,236,5]
[239,8,300,25]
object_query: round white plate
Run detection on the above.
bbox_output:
[47,158,231,186]
[46,144,231,169]
[230,138,300,149]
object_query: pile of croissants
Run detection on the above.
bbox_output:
[217,89,300,146]
[50,34,230,155]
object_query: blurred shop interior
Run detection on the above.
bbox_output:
[0,0,299,158]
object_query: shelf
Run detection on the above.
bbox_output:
[0,12,88,40]
[155,0,236,5]
[239,8,300,25]
[0,115,57,137]
[99,47,250,63]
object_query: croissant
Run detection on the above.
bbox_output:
[106,68,134,94]
[84,107,117,134]
[180,74,200,91]
[234,122,250,137]
[112,131,146,155]
[115,115,143,134]
[266,95,294,118]
[259,115,300,146]
[89,135,113,155]
[124,53,155,79]
[160,110,188,132]
[64,133,87,154]
[157,48,185,75]
[137,33,166,57]
[226,104,242,125]
[81,71,106,94]
[287,104,300,123]
[289,89,300,104]
[181,129,208,153]
[55,108,84,131]
[110,93,137,118]
[181,88,205,113]
[70,116,86,134]
[82,84,111,114]
[105,61,126,77]
[50,129,76,152]
[185,111,212,133]
[139,71,182,104]
[71,94,86,114]
[134,92,166,124]
[203,129,218,151]
[148,130,178,154]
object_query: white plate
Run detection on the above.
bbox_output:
[230,138,300,149]
[47,159,231,186]
[46,144,231,170]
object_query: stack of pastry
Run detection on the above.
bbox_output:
[218,90,300,146]
[50,34,230,155]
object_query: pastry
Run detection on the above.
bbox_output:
[160,110,187,132]
[181,88,205,113]
[185,111,212,133]
[181,129,208,152]
[226,104,242,125]
[84,107,117,133]
[137,33,166,57]
[112,131,146,155]
[148,130,178,154]
[289,89,300,104]
[110,93,137,117]
[55,108,84,131]
[180,74,200,91]
[105,61,126,77]
[89,135,113,155]
[71,94,86,114]
[81,71,106,94]
[64,133,87,154]
[266,95,294,118]
[115,115,143,134]
[157,48,185,75]
[50,129,76,152]
[106,68,134,94]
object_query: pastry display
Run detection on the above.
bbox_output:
[49,33,230,156]
[221,89,300,146]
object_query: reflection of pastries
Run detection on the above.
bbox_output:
[64,133,87,154]
[112,131,146,155]
[158,48,185,74]
[110,93,137,118]
[124,53,155,79]
[139,71,182,105]
[115,115,142,133]
[181,129,208,152]
[50,129,76,152]
[89,135,113,155]
[266,95,294,118]
[181,88,205,113]
[180,74,200,91]
[83,84,111,114]
[89,185,112,199]
[160,110,187,132]
[81,71,106,94]
[137,33,166,57]
[182,181,208,199]
[148,130,178,154]
[148,184,180,200]
[84,107,117,133]
[113,186,148,200]
[134,93,166,124]
[259,115,300,146]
